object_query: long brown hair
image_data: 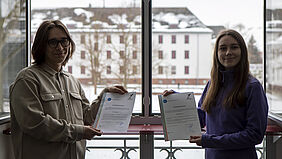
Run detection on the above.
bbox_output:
[201,29,250,113]
[31,20,75,66]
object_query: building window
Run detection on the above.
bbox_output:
[94,34,98,41]
[107,66,111,74]
[185,80,189,84]
[171,66,176,74]
[120,35,124,43]
[81,50,85,59]
[133,34,137,44]
[185,35,189,44]
[107,35,111,43]
[171,80,176,84]
[120,66,125,74]
[94,42,98,51]
[107,50,111,59]
[158,66,163,74]
[185,66,189,74]
[172,50,176,59]
[68,66,72,74]
[159,80,163,84]
[81,34,85,44]
[133,51,137,59]
[184,50,189,59]
[158,50,163,59]
[120,50,125,58]
[81,65,86,74]
[158,35,163,44]
[171,35,176,44]
[133,65,137,74]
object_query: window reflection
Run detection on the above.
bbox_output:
[266,0,282,113]
[0,0,26,112]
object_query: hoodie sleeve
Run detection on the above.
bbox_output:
[197,81,210,128]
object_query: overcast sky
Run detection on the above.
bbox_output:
[31,0,265,28]
[31,0,271,50]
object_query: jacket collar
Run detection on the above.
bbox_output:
[40,63,69,77]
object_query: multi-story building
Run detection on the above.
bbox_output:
[31,7,213,87]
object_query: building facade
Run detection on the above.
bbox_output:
[31,7,213,86]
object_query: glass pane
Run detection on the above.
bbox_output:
[266,0,282,113]
[152,0,263,114]
[31,0,142,113]
[0,0,27,112]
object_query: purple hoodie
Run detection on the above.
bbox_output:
[197,70,268,159]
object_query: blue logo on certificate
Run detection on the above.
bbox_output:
[163,99,167,103]
[108,98,111,101]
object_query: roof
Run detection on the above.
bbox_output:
[31,7,210,32]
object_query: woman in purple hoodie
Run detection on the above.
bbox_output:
[188,29,268,159]
[163,29,268,159]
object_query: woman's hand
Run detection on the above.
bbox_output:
[105,85,128,94]
[189,135,202,146]
[162,89,176,96]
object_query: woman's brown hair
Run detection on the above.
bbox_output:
[31,20,75,66]
[201,29,250,113]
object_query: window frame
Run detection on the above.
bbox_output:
[185,35,189,44]
[158,35,163,44]
[107,50,111,59]
[184,50,189,59]
[13,0,276,135]
[171,50,176,59]
[81,50,85,59]
[171,35,176,44]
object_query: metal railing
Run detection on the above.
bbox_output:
[86,136,265,159]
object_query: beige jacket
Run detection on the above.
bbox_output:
[9,64,102,159]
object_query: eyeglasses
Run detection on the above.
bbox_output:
[48,38,70,48]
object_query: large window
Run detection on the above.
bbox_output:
[266,0,282,114]
[152,0,264,115]
[31,0,142,113]
[0,0,27,112]
[0,0,268,158]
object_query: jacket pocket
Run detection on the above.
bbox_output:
[40,92,63,119]
[41,93,62,101]
[69,92,83,120]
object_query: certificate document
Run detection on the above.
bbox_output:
[158,92,201,141]
[93,92,136,133]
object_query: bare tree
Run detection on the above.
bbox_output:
[152,43,171,79]
[248,35,262,64]
[109,21,141,88]
[0,0,25,111]
[82,25,107,94]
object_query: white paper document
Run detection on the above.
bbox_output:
[93,92,136,133]
[158,92,201,141]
